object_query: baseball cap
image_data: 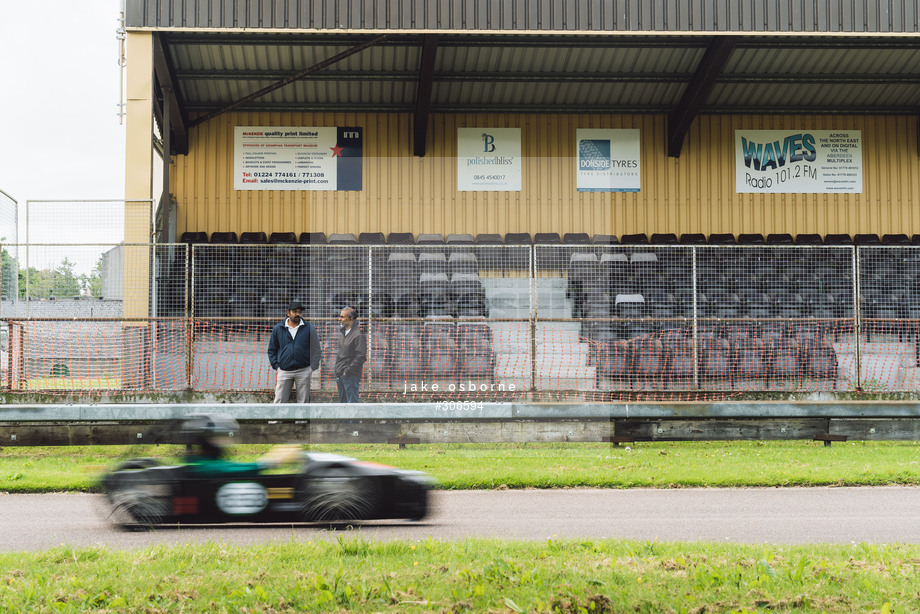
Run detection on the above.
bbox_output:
[287,301,305,312]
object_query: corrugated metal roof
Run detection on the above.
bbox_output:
[162,33,920,115]
[139,6,920,157]
[127,0,920,33]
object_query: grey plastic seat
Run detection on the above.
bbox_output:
[239,231,267,244]
[795,233,822,245]
[299,232,327,244]
[358,232,386,244]
[679,233,707,245]
[620,233,649,245]
[446,233,475,245]
[475,233,503,245]
[601,252,630,294]
[328,233,357,245]
[708,233,736,245]
[448,251,478,274]
[629,252,660,293]
[567,252,599,318]
[418,251,448,274]
[503,233,532,271]
[615,293,652,338]
[417,233,446,245]
[592,234,618,246]
[269,232,297,244]
[387,232,415,245]
[649,233,678,245]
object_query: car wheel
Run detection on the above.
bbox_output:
[298,473,381,522]
[105,471,172,529]
[107,487,171,529]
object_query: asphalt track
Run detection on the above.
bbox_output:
[2,487,920,551]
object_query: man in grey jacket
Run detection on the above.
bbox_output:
[334,306,367,403]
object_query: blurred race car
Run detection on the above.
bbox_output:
[102,451,433,528]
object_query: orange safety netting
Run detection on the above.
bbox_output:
[3,317,918,399]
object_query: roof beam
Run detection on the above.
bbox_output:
[667,36,737,159]
[164,32,708,49]
[413,35,439,157]
[174,67,920,87]
[183,102,675,114]
[178,68,695,84]
[180,99,917,116]
[152,33,189,155]
[188,34,390,128]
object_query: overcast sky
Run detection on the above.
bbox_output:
[0,0,126,244]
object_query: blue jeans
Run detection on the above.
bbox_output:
[336,374,361,403]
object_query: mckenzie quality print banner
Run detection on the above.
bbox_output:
[735,129,862,194]
[457,128,522,191]
[234,127,363,191]
[576,129,641,192]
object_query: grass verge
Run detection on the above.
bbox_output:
[4,442,920,612]
[0,538,915,613]
[3,440,920,493]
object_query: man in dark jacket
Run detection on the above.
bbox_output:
[334,306,367,403]
[267,302,321,403]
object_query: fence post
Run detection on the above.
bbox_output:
[853,245,861,390]
[184,317,193,391]
[691,246,699,389]
[186,244,194,391]
[17,322,25,391]
[530,245,537,394]
[366,244,374,389]
[6,321,14,391]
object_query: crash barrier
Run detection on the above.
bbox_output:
[2,243,920,399]
[2,402,920,446]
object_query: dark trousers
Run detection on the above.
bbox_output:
[336,374,361,403]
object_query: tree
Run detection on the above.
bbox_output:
[80,257,103,298]
[17,257,85,299]
[0,246,15,300]
[53,257,82,298]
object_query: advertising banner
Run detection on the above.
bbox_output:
[234,127,362,191]
[576,129,641,192]
[735,130,861,193]
[457,128,521,191]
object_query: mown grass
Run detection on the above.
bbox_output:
[3,440,920,493]
[5,442,920,612]
[0,537,916,613]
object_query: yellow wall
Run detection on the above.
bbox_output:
[172,112,920,239]
[124,31,153,321]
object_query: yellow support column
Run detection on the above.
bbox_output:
[123,31,153,390]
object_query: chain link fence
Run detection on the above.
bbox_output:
[2,241,919,398]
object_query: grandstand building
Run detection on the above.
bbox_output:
[57,1,920,397]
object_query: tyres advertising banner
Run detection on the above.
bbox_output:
[234,126,362,191]
[735,130,861,194]
[457,128,521,191]
[576,129,641,192]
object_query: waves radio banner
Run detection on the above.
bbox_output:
[735,129,861,194]
[234,126,363,191]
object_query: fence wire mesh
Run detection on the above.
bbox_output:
[0,191,17,303]
[2,242,919,397]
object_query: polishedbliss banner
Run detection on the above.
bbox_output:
[735,129,862,194]
[457,128,522,191]
[576,129,641,192]
[234,127,362,191]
